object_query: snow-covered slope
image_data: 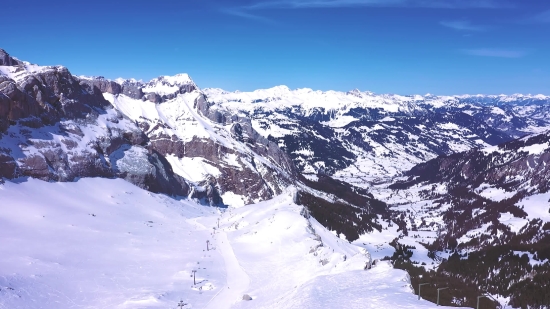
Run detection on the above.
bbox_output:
[0,177,453,309]
[0,178,220,308]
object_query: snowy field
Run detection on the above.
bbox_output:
[0,178,456,308]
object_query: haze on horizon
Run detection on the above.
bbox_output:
[1,0,549,95]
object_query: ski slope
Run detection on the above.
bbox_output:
[0,178,458,308]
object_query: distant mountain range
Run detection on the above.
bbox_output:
[204,85,550,185]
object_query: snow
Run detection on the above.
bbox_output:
[0,62,56,82]
[512,251,549,267]
[518,192,550,223]
[0,104,143,181]
[203,85,427,117]
[518,142,550,155]
[203,231,250,309]
[438,123,460,130]
[272,262,450,309]
[110,145,152,175]
[481,145,503,155]
[200,84,550,186]
[354,221,399,261]
[10,66,550,308]
[166,155,222,183]
[204,86,548,125]
[0,178,455,309]
[0,178,225,309]
[103,88,292,195]
[293,148,315,157]
[475,184,517,202]
[457,222,492,245]
[103,93,161,123]
[142,74,196,96]
[143,84,180,96]
[491,107,506,116]
[162,73,194,85]
[220,191,247,208]
[322,115,358,128]
[499,212,529,233]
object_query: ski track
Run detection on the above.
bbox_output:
[204,223,250,309]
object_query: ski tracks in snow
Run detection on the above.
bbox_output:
[190,217,250,309]
[204,230,250,309]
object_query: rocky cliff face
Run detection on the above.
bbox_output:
[0,49,298,205]
[99,78,297,205]
[0,49,21,66]
[0,50,187,196]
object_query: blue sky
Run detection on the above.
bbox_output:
[2,0,549,94]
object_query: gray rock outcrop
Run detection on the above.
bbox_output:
[0,49,21,66]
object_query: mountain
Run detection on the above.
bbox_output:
[203,86,550,185]
[378,131,550,308]
[0,48,387,235]
[0,49,298,206]
[203,85,550,308]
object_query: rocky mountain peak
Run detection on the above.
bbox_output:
[79,73,198,104]
[346,88,364,98]
[0,49,21,66]
[141,73,197,102]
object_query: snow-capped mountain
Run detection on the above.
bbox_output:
[0,47,388,234]
[0,49,299,206]
[203,86,550,186]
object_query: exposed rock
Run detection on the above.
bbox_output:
[142,75,197,103]
[0,79,41,121]
[79,77,122,95]
[18,154,51,180]
[0,91,11,132]
[0,49,21,66]
[145,92,161,103]
[189,181,224,206]
[0,152,17,178]
[393,131,550,193]
[195,94,222,123]
[142,150,190,196]
[150,134,291,203]
[121,80,144,100]
[242,294,252,301]
[205,177,223,206]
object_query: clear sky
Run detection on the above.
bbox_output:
[2,0,549,95]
